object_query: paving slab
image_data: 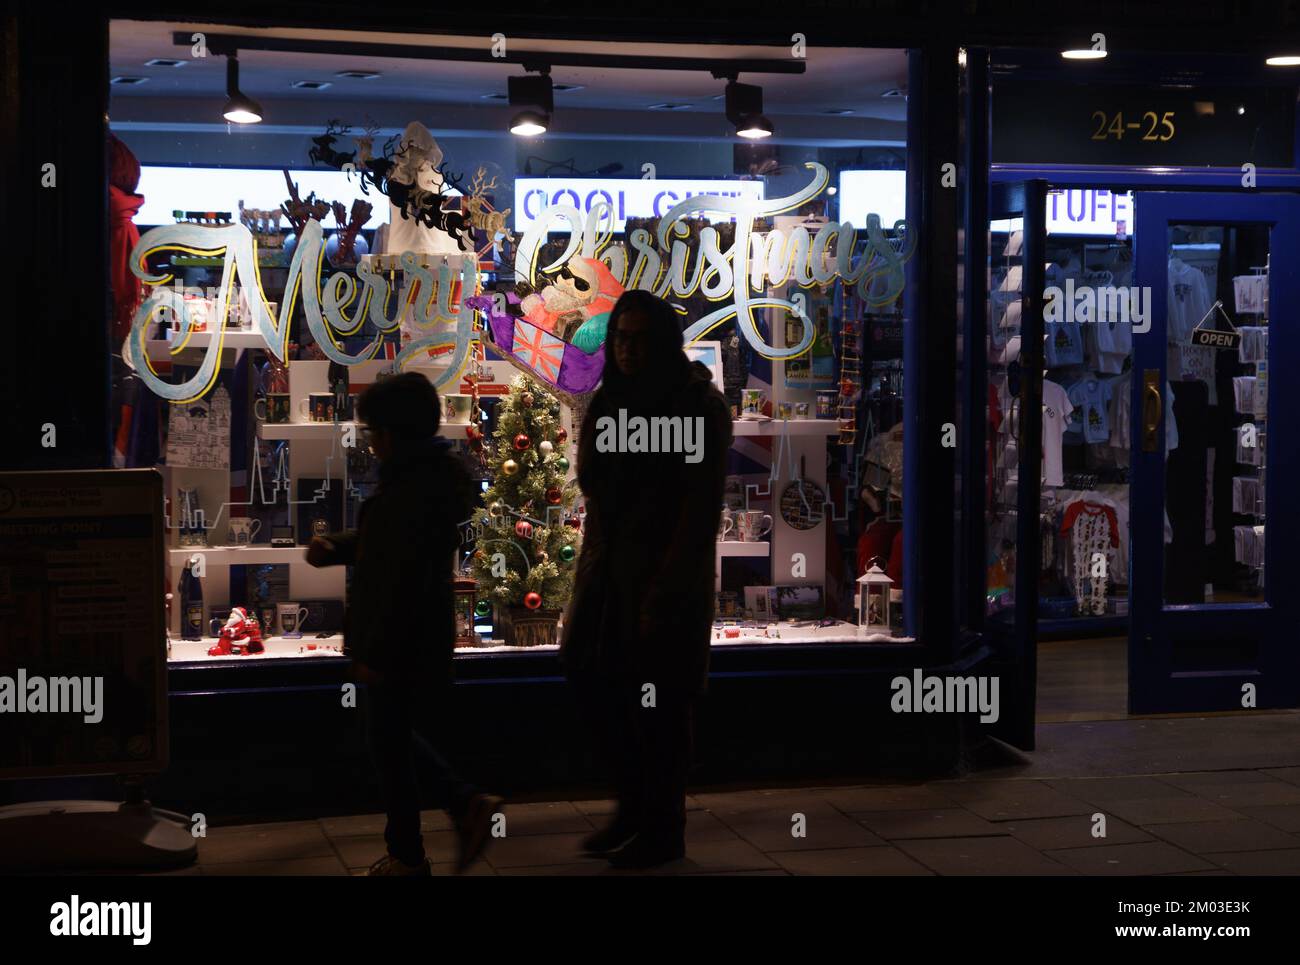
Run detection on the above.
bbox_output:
[1044,842,1215,876]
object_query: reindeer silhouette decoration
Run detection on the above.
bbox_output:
[308,120,358,171]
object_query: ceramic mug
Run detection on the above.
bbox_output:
[777,402,794,420]
[795,402,811,419]
[300,393,335,423]
[736,510,773,542]
[255,393,291,424]
[443,394,473,424]
[227,517,261,546]
[718,508,735,541]
[742,388,765,417]
[815,390,838,419]
[278,603,309,638]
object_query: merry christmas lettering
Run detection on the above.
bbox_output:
[124,162,914,401]
[514,162,915,359]
[124,218,476,403]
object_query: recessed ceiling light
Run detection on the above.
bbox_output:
[881,88,907,99]
[144,58,185,68]
[292,80,331,90]
[1266,55,1300,66]
[1061,48,1107,60]
[822,108,855,115]
[335,69,381,80]
[648,102,692,111]
[552,83,584,93]
[111,76,148,85]
[481,92,509,100]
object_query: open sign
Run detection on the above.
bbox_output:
[1190,328,1241,350]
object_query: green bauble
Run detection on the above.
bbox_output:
[559,545,576,563]
[474,600,492,617]
[556,456,569,472]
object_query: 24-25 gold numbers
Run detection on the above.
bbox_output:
[1090,110,1175,141]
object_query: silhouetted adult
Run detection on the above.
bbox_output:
[562,291,731,868]
[307,372,502,874]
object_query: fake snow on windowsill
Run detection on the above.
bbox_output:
[168,635,346,662]
[711,624,914,645]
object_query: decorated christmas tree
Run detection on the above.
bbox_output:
[470,374,581,639]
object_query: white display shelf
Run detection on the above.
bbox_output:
[146,330,271,360]
[168,546,305,566]
[717,540,770,557]
[710,621,914,646]
[731,418,844,436]
[169,634,345,662]
[256,421,477,441]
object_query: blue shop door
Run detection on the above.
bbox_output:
[1130,192,1300,713]
[984,180,1049,749]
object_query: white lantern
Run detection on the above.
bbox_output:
[856,563,893,632]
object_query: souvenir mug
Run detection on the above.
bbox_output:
[795,402,811,419]
[742,389,766,417]
[227,517,261,547]
[815,390,838,419]
[736,510,773,542]
[300,393,335,423]
[278,603,309,638]
[777,402,794,420]
[443,394,473,424]
[254,394,291,424]
[718,507,735,541]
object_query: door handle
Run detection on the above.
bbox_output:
[1142,369,1162,453]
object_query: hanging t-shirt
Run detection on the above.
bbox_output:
[1042,380,1073,487]
[1167,257,1217,403]
[1045,261,1085,368]
[998,379,1073,488]
[1066,378,1113,445]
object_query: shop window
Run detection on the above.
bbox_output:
[106,20,914,663]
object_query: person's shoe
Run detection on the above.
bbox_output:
[366,854,432,876]
[606,834,686,870]
[455,793,505,874]
[580,819,638,856]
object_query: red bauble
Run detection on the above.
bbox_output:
[513,433,531,451]
[524,591,542,610]
[555,427,568,444]
[515,520,533,538]
[565,516,581,529]
[545,486,563,505]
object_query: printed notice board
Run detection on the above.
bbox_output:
[0,470,167,779]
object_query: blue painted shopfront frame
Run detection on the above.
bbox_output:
[1129,191,1300,713]
[976,163,1300,711]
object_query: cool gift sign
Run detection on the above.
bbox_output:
[514,177,766,234]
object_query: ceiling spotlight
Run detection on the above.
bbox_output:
[508,70,553,137]
[1061,47,1107,60]
[723,77,774,139]
[509,109,548,137]
[1266,55,1300,66]
[222,53,262,124]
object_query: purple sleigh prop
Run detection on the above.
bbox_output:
[467,293,606,397]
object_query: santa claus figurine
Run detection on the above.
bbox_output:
[520,257,624,351]
[207,607,266,656]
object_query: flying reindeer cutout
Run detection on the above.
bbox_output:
[308,119,357,171]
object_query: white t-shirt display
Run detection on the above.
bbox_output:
[997,378,1074,487]
[1042,380,1073,487]
[1167,257,1217,403]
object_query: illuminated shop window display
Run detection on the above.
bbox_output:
[107,21,915,664]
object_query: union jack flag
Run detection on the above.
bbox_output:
[512,320,564,383]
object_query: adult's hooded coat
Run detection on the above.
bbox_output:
[561,338,731,698]
[320,437,473,689]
